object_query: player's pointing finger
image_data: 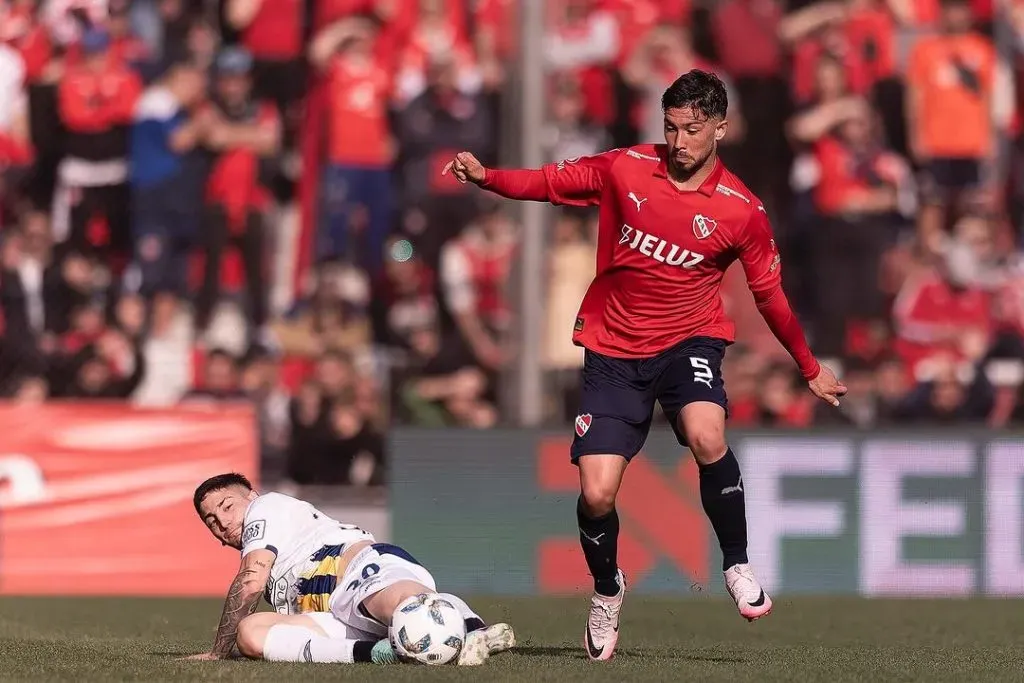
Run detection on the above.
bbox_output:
[441,161,453,176]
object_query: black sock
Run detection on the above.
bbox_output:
[577,496,620,597]
[698,448,749,571]
[352,640,375,663]
[464,617,486,632]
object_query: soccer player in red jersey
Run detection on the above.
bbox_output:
[442,70,847,661]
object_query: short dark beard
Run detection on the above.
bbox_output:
[667,148,715,184]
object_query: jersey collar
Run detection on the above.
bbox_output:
[654,151,724,197]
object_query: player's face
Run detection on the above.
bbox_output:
[663,106,727,176]
[199,486,256,549]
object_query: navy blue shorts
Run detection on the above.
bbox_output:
[570,336,728,463]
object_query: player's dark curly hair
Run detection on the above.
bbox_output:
[193,472,253,515]
[661,69,729,120]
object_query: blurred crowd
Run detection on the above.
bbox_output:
[0,0,1023,489]
[539,0,1024,430]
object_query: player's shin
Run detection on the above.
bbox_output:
[577,496,621,597]
[262,625,377,663]
[697,447,749,571]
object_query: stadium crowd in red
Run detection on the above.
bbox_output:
[0,0,1022,482]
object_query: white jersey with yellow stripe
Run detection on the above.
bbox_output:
[240,492,375,614]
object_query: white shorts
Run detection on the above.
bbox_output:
[318,543,436,639]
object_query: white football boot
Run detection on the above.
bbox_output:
[584,569,626,661]
[479,622,516,655]
[724,563,773,621]
[457,629,491,666]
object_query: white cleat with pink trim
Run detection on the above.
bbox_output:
[584,569,626,661]
[725,563,773,622]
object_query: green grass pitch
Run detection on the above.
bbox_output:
[2,596,1023,681]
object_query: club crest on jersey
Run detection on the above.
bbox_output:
[575,414,592,437]
[692,214,717,240]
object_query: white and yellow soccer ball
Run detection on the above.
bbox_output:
[389,593,466,665]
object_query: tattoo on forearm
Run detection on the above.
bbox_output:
[210,561,269,657]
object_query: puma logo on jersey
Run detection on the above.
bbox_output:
[620,225,704,268]
[627,191,647,212]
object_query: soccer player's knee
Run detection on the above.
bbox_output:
[235,614,268,659]
[580,481,617,517]
[687,425,727,464]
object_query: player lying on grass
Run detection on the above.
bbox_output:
[184,473,515,665]
[443,69,846,661]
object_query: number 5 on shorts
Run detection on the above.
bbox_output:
[690,357,713,388]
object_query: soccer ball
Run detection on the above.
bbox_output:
[389,593,466,665]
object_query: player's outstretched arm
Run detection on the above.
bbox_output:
[441,149,617,206]
[187,549,275,660]
[441,151,549,201]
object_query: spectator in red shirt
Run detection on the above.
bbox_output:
[195,47,281,340]
[392,0,478,107]
[310,15,394,277]
[893,241,994,379]
[56,26,142,260]
[811,105,911,356]
[544,0,621,133]
[223,0,305,118]
[1,0,51,83]
[439,200,516,373]
[711,0,791,214]
[3,0,62,214]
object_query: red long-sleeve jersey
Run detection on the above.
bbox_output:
[480,144,820,380]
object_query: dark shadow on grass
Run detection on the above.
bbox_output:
[513,646,587,659]
[513,646,746,663]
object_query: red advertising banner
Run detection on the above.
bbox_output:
[0,404,258,596]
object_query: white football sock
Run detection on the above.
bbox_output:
[436,592,483,626]
[262,624,357,663]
